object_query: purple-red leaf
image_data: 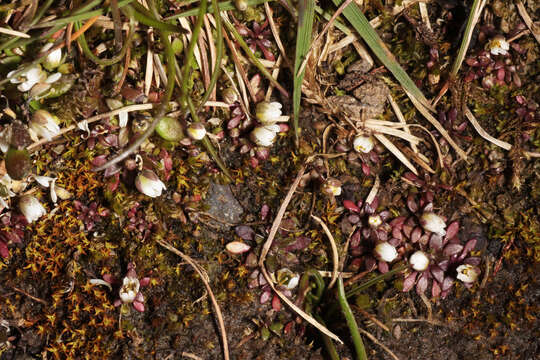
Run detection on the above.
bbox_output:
[445,221,459,240]
[343,200,361,213]
[416,273,429,295]
[441,276,454,291]
[430,265,444,284]
[443,243,463,257]
[407,194,418,213]
[378,261,389,273]
[0,241,9,259]
[411,227,422,243]
[235,225,255,241]
[260,290,271,304]
[429,234,443,251]
[431,280,441,298]
[464,257,481,266]
[402,272,418,292]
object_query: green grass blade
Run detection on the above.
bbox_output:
[338,277,368,360]
[451,0,487,76]
[293,0,315,146]
[331,0,432,111]
[164,0,273,21]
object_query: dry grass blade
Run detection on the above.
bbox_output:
[264,3,292,71]
[374,133,418,175]
[463,105,511,151]
[293,0,315,145]
[28,104,155,151]
[365,175,380,205]
[516,0,540,45]
[388,94,418,153]
[331,0,432,111]
[357,328,400,360]
[311,215,339,289]
[406,90,468,161]
[157,240,230,360]
[144,29,154,96]
[0,27,30,38]
[450,0,487,76]
[258,162,343,344]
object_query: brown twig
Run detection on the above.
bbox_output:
[158,240,230,360]
[358,327,400,360]
[9,285,48,305]
[311,214,340,289]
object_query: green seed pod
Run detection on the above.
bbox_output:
[156,117,184,142]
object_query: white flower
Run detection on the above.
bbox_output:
[409,251,430,271]
[119,275,140,303]
[135,169,166,197]
[323,178,342,196]
[353,135,374,153]
[187,123,206,140]
[29,110,60,141]
[456,264,480,284]
[368,214,382,228]
[42,43,63,69]
[420,212,446,236]
[251,125,279,147]
[8,65,47,92]
[276,268,300,290]
[19,195,47,223]
[106,99,128,128]
[256,101,282,124]
[374,242,398,262]
[488,35,510,56]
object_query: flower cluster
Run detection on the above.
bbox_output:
[250,101,289,148]
[73,200,109,231]
[343,186,481,298]
[0,212,27,259]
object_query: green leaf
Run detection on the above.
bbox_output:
[331,0,432,111]
[293,0,315,145]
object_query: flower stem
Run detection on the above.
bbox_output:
[337,276,367,360]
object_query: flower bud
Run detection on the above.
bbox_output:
[19,195,47,223]
[30,110,60,141]
[420,212,446,236]
[135,170,166,197]
[119,275,140,303]
[156,117,184,142]
[42,43,63,70]
[487,35,509,56]
[374,242,398,262]
[235,0,248,11]
[251,125,279,147]
[456,264,480,283]
[368,214,382,228]
[353,135,374,153]
[256,101,282,125]
[323,178,342,196]
[187,123,206,140]
[409,250,429,271]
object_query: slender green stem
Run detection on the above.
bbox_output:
[75,8,135,66]
[337,277,367,360]
[164,0,273,21]
[346,264,407,298]
[197,0,223,111]
[130,1,184,33]
[315,314,341,360]
[179,0,208,110]
[187,98,232,180]
[93,29,176,172]
[222,17,288,97]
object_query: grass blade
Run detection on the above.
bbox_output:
[165,0,273,21]
[331,0,432,111]
[294,0,315,145]
[338,276,368,360]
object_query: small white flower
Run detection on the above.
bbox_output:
[19,195,47,223]
[374,242,398,262]
[456,264,480,284]
[323,178,342,196]
[368,214,382,228]
[42,43,63,69]
[409,251,430,271]
[488,35,510,56]
[0,126,12,153]
[353,135,374,153]
[251,125,279,147]
[256,101,282,124]
[135,169,166,197]
[420,212,446,236]
[187,123,206,140]
[8,65,47,92]
[29,110,61,141]
[34,175,55,188]
[119,275,140,303]
[45,72,61,84]
[276,268,300,290]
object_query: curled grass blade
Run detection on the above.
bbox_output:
[293,0,315,146]
[331,0,432,111]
